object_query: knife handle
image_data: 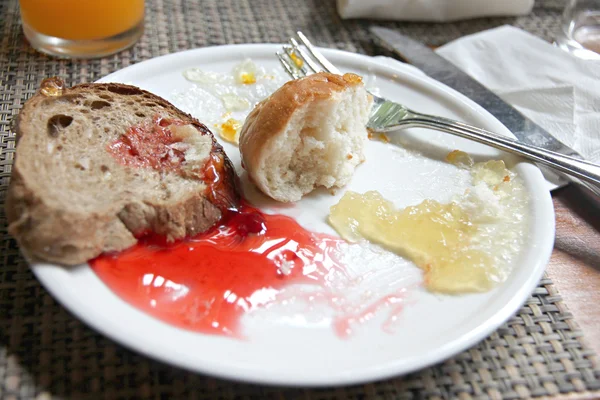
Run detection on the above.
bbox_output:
[389,111,600,191]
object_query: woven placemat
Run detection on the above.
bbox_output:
[1,0,599,398]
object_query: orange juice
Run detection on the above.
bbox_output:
[20,0,144,40]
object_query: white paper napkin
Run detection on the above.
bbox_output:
[436,25,600,168]
[337,0,534,21]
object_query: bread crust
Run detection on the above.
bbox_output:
[239,72,365,200]
[6,79,239,265]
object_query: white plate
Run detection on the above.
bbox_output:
[31,45,555,387]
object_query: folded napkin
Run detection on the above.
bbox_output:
[337,0,534,21]
[436,25,600,165]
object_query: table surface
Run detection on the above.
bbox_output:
[547,187,600,357]
[0,0,599,399]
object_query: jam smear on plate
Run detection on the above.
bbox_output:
[90,201,346,338]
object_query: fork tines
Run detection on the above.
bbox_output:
[278,31,341,79]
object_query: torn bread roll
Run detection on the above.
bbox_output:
[239,72,372,202]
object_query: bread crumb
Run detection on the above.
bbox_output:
[277,259,293,275]
[79,157,90,170]
[346,153,353,160]
[367,130,389,143]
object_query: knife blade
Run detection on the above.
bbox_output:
[370,26,600,199]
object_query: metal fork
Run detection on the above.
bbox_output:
[277,32,600,192]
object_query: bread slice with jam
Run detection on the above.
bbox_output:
[6,77,239,265]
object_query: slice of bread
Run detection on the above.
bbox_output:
[239,72,372,202]
[6,77,239,265]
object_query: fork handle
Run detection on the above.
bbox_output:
[397,112,600,194]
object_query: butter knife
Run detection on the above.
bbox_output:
[370,26,600,198]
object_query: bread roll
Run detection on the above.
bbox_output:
[239,72,372,202]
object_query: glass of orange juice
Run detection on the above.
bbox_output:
[20,0,145,58]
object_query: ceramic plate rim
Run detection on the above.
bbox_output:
[30,44,555,387]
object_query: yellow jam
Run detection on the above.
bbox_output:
[446,149,474,168]
[40,77,65,97]
[289,51,304,68]
[472,160,512,191]
[232,59,258,85]
[217,118,241,144]
[240,73,256,85]
[342,73,363,84]
[329,192,496,293]
[329,154,524,294]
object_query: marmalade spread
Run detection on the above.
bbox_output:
[329,152,527,294]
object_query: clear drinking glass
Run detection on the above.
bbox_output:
[19,0,145,59]
[555,0,600,60]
